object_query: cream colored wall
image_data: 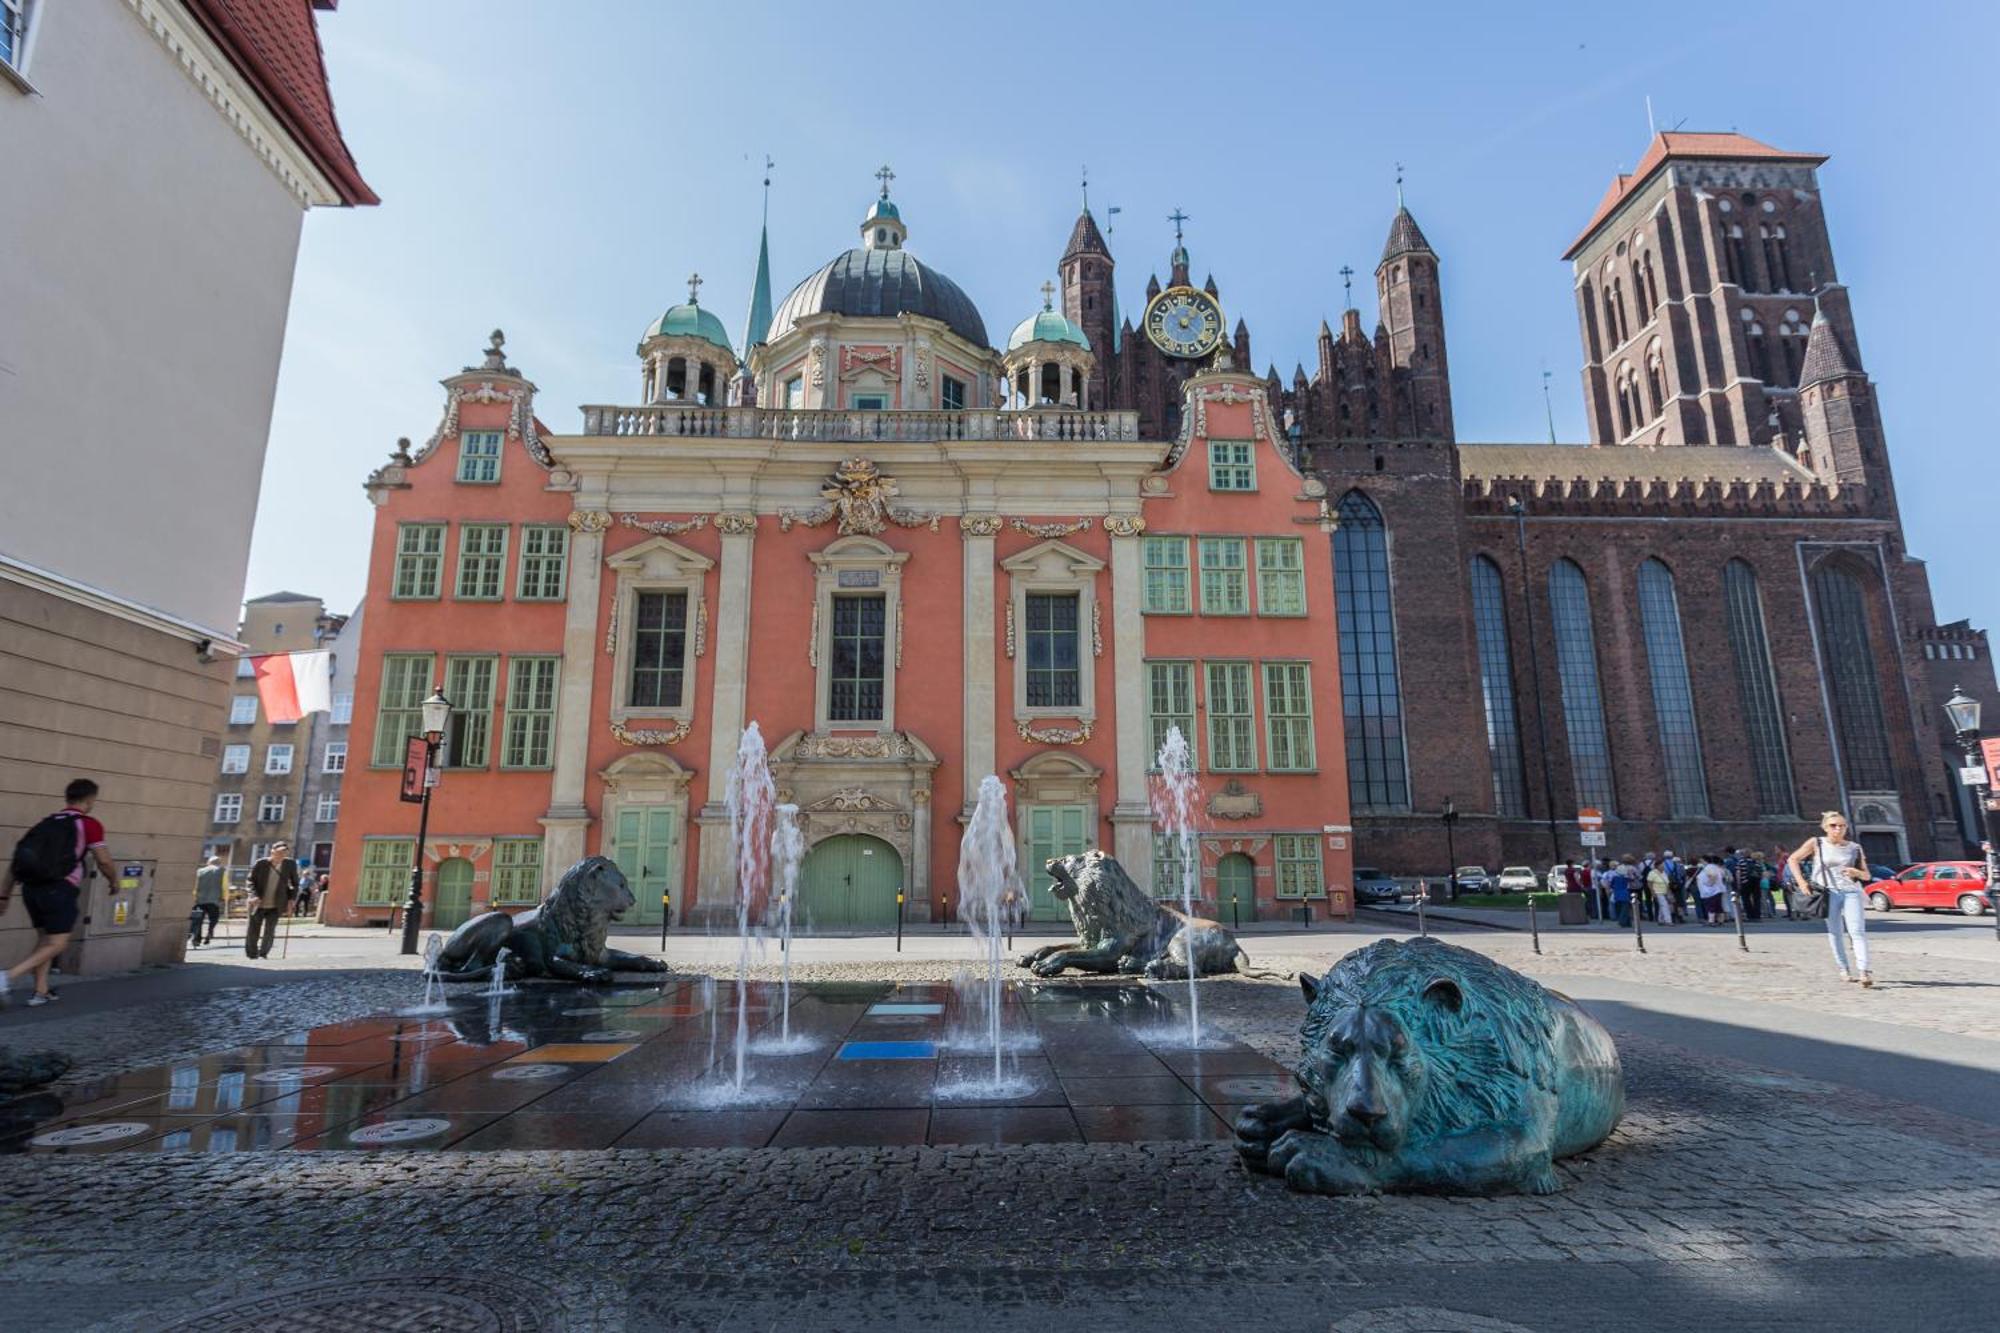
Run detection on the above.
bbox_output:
[0,0,307,636]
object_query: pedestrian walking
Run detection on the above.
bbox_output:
[1646,859,1675,925]
[1,778,119,1007]
[294,869,317,918]
[245,842,298,960]
[1724,846,1760,922]
[1609,856,1636,928]
[1787,812,1873,986]
[189,855,225,947]
[1695,856,1729,925]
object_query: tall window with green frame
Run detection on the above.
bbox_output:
[1255,538,1306,615]
[371,653,434,765]
[502,657,559,768]
[1205,661,1257,771]
[441,655,496,768]
[1273,834,1324,898]
[490,839,545,905]
[357,839,414,904]
[1262,662,1316,771]
[456,430,502,483]
[1208,439,1256,491]
[1145,661,1194,766]
[454,524,508,600]
[1198,537,1248,614]
[1141,536,1189,613]
[392,524,445,599]
[1153,833,1194,903]
[516,525,569,601]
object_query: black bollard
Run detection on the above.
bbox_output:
[895,891,904,954]
[1731,891,1749,953]
[1633,888,1646,954]
[1528,896,1541,955]
[660,891,671,949]
[1416,887,1428,938]
[1231,898,1240,931]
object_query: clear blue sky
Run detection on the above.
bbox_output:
[251,0,1996,641]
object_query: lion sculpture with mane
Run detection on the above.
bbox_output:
[1235,936,1622,1196]
[431,855,670,984]
[1017,848,1245,979]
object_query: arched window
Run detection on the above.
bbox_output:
[1809,560,1896,790]
[1469,556,1527,817]
[1745,321,1770,382]
[1580,278,1602,359]
[1761,223,1794,292]
[1728,225,1753,291]
[1642,250,1660,310]
[1609,277,1629,344]
[1630,260,1647,323]
[1333,492,1409,810]
[1645,343,1666,416]
[1637,559,1709,817]
[1723,560,1795,814]
[1601,280,1621,350]
[1777,313,1806,386]
[1548,560,1615,812]
[1614,367,1634,436]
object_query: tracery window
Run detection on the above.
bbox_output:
[1723,560,1795,813]
[1636,560,1708,818]
[1332,492,1408,809]
[1548,560,1615,812]
[1469,556,1527,818]
[1810,561,1896,789]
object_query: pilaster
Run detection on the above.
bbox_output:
[1107,515,1154,888]
[542,507,609,885]
[695,511,758,921]
[961,514,1001,809]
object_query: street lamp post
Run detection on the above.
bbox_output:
[1441,797,1458,901]
[1943,686,2000,941]
[1508,497,1563,867]
[399,687,453,957]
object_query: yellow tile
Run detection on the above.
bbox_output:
[506,1043,636,1064]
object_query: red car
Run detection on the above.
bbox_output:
[1866,861,1991,916]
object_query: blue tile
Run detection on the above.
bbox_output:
[836,1041,938,1061]
[865,1003,944,1016]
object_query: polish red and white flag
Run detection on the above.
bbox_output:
[250,650,333,725]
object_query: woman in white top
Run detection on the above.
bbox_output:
[1787,811,1873,986]
[1694,857,1729,925]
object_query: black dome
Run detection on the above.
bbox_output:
[767,247,988,348]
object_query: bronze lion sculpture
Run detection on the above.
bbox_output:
[432,856,670,984]
[1017,849,1245,980]
[1235,936,1622,1196]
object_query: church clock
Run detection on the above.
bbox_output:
[1143,285,1225,360]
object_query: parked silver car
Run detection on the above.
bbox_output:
[1495,865,1540,893]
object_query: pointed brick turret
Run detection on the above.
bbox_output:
[1062,208,1110,261]
[1800,305,1862,386]
[1381,205,1433,263]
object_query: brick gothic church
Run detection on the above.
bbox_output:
[329,130,1994,931]
[1065,131,1994,872]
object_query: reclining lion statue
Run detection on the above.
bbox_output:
[1017,848,1245,980]
[432,856,670,984]
[1235,936,1622,1196]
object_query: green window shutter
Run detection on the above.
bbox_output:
[1255,538,1306,616]
[371,653,434,766]
[1207,440,1256,491]
[1274,834,1324,898]
[357,839,414,904]
[1141,536,1189,613]
[1262,662,1316,772]
[1145,661,1195,767]
[456,431,503,483]
[1204,662,1257,771]
[491,838,544,904]
[517,526,569,601]
[503,656,560,768]
[1198,538,1248,614]
[393,524,445,599]
[454,524,509,600]
[442,656,497,768]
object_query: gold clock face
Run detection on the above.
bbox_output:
[1143,286,1224,359]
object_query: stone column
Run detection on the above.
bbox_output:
[961,515,1002,813]
[540,508,609,888]
[694,511,758,923]
[1106,515,1154,889]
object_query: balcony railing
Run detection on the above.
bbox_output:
[576,404,1142,444]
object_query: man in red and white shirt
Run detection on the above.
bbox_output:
[2,778,119,1006]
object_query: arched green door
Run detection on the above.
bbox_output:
[798,835,902,931]
[1216,853,1255,926]
[433,858,475,929]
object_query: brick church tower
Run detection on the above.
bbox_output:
[1059,207,1116,410]
[1564,133,1839,450]
[1376,204,1454,440]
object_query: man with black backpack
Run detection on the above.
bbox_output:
[1,779,119,1007]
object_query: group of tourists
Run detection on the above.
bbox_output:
[1556,811,1875,987]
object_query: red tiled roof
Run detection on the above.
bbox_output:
[183,0,377,206]
[1562,132,1822,260]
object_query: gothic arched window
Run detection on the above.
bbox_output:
[1643,250,1660,310]
[1728,225,1752,291]
[1609,277,1629,344]
[1645,343,1666,417]
[1631,260,1647,323]
[1723,560,1795,814]
[1809,560,1896,790]
[1548,559,1616,812]
[1777,314,1806,386]
[1580,278,1602,359]
[1761,223,1794,292]
[1469,556,1527,817]
[1614,366,1635,436]
[1333,491,1409,810]
[1746,321,1770,382]
[1637,559,1709,817]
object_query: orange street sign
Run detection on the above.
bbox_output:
[1577,807,1604,831]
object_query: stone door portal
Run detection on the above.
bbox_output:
[798,834,902,931]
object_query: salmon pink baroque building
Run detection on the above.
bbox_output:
[329,185,1357,932]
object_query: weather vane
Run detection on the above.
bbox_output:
[1081,165,1089,212]
[875,163,895,199]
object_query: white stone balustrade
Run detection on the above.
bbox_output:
[576,404,1141,443]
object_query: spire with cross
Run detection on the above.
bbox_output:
[1168,208,1188,243]
[686,272,702,305]
[875,163,895,199]
[1040,280,1055,311]
[1339,264,1354,309]
[1080,165,1089,213]
[1395,162,1405,208]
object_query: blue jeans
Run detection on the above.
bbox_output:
[1826,887,1869,975]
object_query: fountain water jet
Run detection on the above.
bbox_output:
[948,775,1028,1091]
[723,723,776,1091]
[750,803,815,1054]
[1152,724,1203,1048]
[401,934,450,1015]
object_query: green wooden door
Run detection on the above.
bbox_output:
[1216,853,1256,926]
[1023,805,1093,921]
[798,835,902,930]
[611,806,679,926]
[433,858,474,929]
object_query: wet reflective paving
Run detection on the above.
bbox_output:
[4,979,1296,1154]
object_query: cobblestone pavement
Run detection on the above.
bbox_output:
[2,955,1998,1332]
